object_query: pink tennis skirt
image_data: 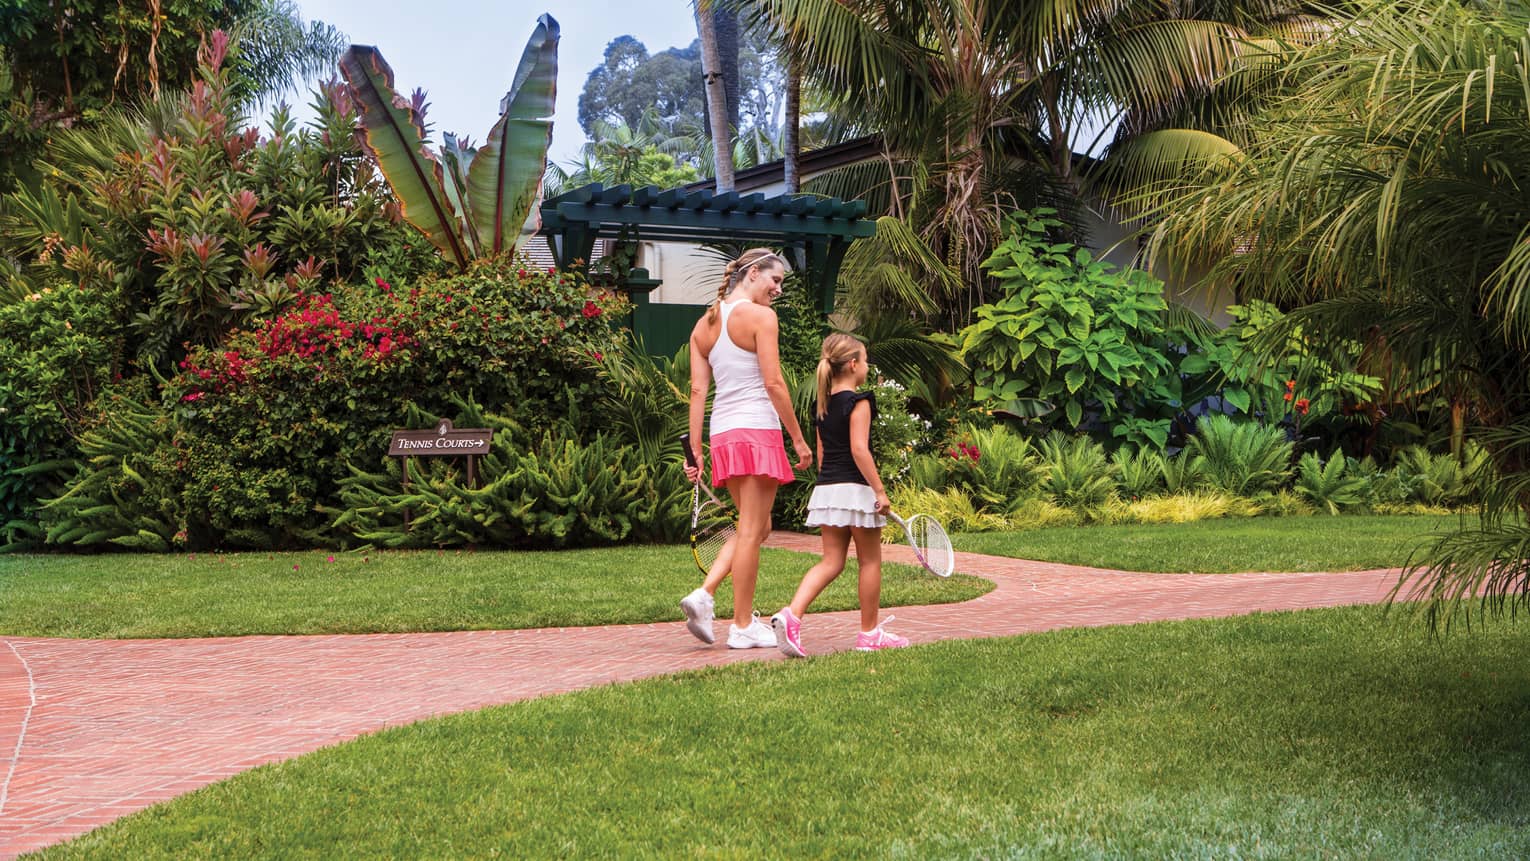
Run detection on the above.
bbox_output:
[710,427,794,486]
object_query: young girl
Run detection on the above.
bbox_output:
[770,334,909,657]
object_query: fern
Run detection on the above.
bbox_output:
[1159,450,1205,493]
[598,339,691,467]
[963,424,1044,511]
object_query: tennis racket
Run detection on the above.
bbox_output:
[888,510,955,577]
[680,433,735,576]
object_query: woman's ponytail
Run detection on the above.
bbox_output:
[706,260,740,323]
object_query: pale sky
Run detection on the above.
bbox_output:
[294,0,701,166]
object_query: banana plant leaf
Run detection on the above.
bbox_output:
[465,13,559,255]
[440,133,482,259]
[340,45,469,268]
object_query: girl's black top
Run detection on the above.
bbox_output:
[813,390,877,486]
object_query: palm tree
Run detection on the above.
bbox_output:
[1140,0,1530,626]
[744,0,1304,324]
[695,1,736,191]
[226,0,348,107]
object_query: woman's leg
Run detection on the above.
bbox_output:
[697,517,768,595]
[849,526,885,631]
[701,534,736,595]
[724,475,780,627]
[787,527,851,617]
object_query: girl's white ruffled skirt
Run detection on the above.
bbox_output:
[805,483,886,528]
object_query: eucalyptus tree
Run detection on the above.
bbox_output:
[1140,0,1530,625]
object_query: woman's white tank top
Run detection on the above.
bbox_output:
[709,300,781,434]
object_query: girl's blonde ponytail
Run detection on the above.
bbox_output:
[815,333,864,418]
[815,355,835,419]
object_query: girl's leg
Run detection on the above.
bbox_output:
[787,527,851,617]
[849,526,885,632]
[724,475,780,627]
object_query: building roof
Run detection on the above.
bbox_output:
[684,135,885,194]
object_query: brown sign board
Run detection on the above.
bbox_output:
[388,419,493,457]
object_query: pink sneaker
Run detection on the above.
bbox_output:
[772,607,806,658]
[855,616,910,651]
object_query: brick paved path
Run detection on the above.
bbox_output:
[0,538,1412,858]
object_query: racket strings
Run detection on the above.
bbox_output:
[692,523,734,569]
[909,515,955,576]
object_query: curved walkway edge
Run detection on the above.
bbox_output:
[0,538,1412,858]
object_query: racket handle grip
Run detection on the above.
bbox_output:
[679,433,698,469]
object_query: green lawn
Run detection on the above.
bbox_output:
[0,545,989,639]
[955,513,1470,573]
[38,606,1530,859]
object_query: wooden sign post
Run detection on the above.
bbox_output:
[387,419,494,527]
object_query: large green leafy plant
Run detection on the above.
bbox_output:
[961,209,1176,447]
[333,397,687,549]
[339,15,559,268]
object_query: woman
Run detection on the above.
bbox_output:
[679,248,813,648]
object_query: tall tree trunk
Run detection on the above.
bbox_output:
[696,3,735,192]
[783,57,800,194]
[714,6,740,130]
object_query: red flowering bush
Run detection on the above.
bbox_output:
[159,259,628,548]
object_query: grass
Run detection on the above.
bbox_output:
[954,513,1470,573]
[37,606,1530,858]
[0,545,990,639]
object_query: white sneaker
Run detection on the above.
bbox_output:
[679,587,715,644]
[726,613,778,649]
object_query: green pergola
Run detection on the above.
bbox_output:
[539,182,877,316]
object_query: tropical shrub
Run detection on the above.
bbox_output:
[1112,446,1166,499]
[0,283,121,544]
[1037,433,1118,517]
[962,209,1176,447]
[1,37,444,371]
[334,399,687,549]
[1176,301,1381,426]
[153,263,624,547]
[1293,453,1370,516]
[1185,415,1293,496]
[34,382,185,550]
[1393,444,1491,508]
